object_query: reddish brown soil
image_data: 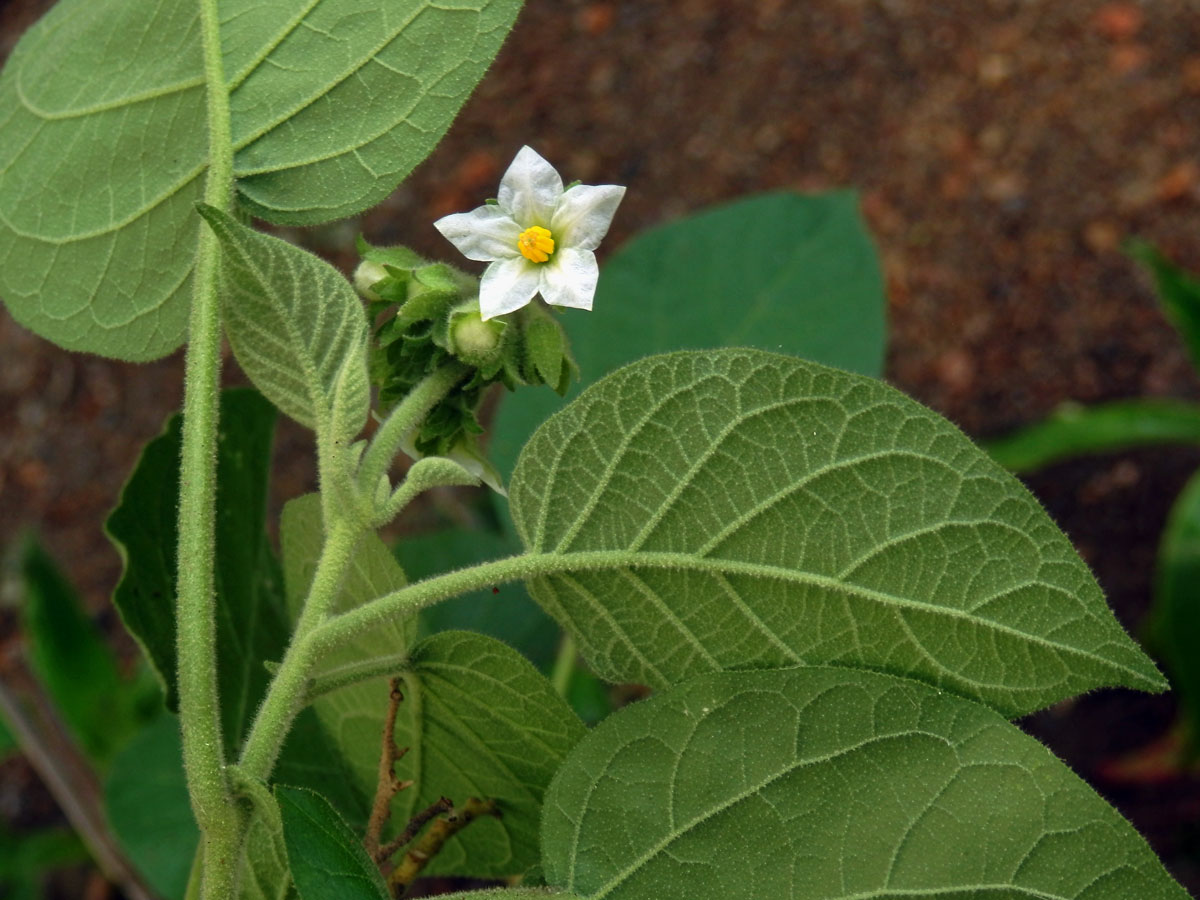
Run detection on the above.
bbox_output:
[4,0,1200,894]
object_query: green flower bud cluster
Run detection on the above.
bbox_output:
[355,237,579,460]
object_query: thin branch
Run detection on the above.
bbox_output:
[305,653,410,704]
[364,679,413,862]
[0,647,156,900]
[376,796,452,865]
[388,797,500,896]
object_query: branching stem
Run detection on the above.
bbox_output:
[238,518,362,780]
[364,679,413,863]
[388,797,499,896]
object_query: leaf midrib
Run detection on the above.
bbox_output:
[518,550,1154,690]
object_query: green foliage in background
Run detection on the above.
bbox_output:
[989,244,1200,753]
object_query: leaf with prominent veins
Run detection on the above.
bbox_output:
[541,667,1189,900]
[0,0,523,359]
[508,350,1165,717]
[198,207,370,444]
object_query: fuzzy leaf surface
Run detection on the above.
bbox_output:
[389,632,586,878]
[199,207,370,443]
[0,0,522,359]
[509,350,1164,716]
[277,786,389,900]
[542,667,1189,900]
[491,191,886,480]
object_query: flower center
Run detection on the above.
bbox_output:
[517,225,555,263]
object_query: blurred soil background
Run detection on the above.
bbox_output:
[3,0,1200,894]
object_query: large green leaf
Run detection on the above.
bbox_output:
[1152,465,1200,738]
[106,389,288,753]
[390,632,585,878]
[1129,240,1200,371]
[105,716,198,900]
[985,400,1200,473]
[508,350,1164,717]
[490,191,887,480]
[542,667,1188,900]
[0,0,523,359]
[18,538,140,767]
[276,786,389,900]
[198,207,370,444]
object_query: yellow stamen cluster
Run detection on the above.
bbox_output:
[517,225,555,263]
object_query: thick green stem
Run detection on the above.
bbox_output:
[235,365,473,793]
[358,362,469,494]
[238,519,362,780]
[178,0,239,896]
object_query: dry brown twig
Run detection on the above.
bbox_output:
[363,677,499,897]
[388,796,501,897]
[364,677,414,862]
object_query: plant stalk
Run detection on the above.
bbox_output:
[178,0,238,895]
[357,362,470,494]
[238,518,362,780]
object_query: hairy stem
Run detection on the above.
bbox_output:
[358,362,470,494]
[305,653,411,703]
[178,0,239,896]
[238,518,362,780]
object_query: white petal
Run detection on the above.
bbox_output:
[497,146,563,227]
[551,184,626,251]
[433,205,521,262]
[479,257,541,319]
[541,248,599,311]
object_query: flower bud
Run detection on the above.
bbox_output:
[448,305,507,366]
[353,259,389,301]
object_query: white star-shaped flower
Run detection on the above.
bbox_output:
[434,146,626,320]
